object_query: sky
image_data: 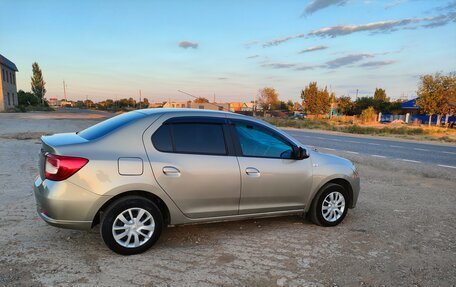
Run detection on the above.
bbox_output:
[1,0,455,103]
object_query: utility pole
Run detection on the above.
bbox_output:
[356,89,359,100]
[213,93,215,103]
[139,89,142,109]
[253,91,257,117]
[86,95,89,109]
[63,80,67,101]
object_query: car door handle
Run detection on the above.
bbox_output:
[245,167,260,177]
[163,166,180,176]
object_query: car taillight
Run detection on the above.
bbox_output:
[45,154,89,181]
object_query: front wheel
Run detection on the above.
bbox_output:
[100,196,163,255]
[308,183,348,226]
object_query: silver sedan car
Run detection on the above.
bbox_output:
[34,109,360,255]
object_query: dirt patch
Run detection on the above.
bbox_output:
[0,132,51,140]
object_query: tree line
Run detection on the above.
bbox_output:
[257,72,455,126]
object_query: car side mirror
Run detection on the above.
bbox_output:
[293,146,309,160]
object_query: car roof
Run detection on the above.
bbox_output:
[136,108,245,118]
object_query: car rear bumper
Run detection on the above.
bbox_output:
[34,175,107,230]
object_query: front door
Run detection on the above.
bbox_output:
[231,120,313,214]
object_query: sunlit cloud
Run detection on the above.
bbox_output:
[261,63,296,69]
[326,54,374,69]
[298,45,328,53]
[359,60,396,68]
[263,34,306,47]
[178,41,198,49]
[262,12,456,46]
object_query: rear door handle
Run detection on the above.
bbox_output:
[163,166,180,177]
[245,167,260,177]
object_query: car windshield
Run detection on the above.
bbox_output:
[78,111,147,140]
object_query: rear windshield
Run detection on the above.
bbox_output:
[78,111,147,140]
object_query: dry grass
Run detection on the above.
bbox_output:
[262,117,456,143]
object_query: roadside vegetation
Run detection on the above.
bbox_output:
[262,116,456,143]
[13,62,53,112]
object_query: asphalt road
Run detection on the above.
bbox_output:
[285,129,456,169]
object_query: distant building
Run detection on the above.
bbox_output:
[148,102,164,108]
[163,101,230,111]
[47,98,74,108]
[60,100,73,107]
[48,98,60,108]
[401,98,419,115]
[0,54,18,111]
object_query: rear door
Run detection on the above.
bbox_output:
[230,119,313,214]
[145,116,241,218]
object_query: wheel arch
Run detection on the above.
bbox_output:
[308,177,354,211]
[325,178,353,208]
[91,190,171,228]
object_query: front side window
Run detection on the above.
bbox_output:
[234,122,293,159]
[152,123,227,155]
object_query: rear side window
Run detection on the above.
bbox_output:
[152,125,173,152]
[152,123,227,155]
[78,112,147,140]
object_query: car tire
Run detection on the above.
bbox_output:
[308,183,348,227]
[100,195,163,255]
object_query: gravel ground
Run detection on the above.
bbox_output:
[0,112,455,287]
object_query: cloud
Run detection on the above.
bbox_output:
[359,60,396,68]
[422,12,456,28]
[178,41,198,49]
[261,63,296,69]
[217,77,228,80]
[294,65,324,71]
[308,19,418,38]
[261,12,456,47]
[244,40,259,48]
[326,54,374,69]
[246,55,259,59]
[263,34,305,47]
[435,0,456,11]
[384,0,407,10]
[303,0,348,15]
[299,45,328,53]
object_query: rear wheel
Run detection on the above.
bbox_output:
[308,183,348,226]
[100,196,163,255]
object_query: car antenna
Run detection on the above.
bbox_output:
[177,90,231,112]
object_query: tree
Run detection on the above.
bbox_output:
[336,96,353,115]
[417,72,456,126]
[286,100,294,111]
[373,88,389,102]
[31,62,46,102]
[301,82,330,114]
[193,97,209,103]
[258,87,279,110]
[17,90,39,106]
[142,98,150,107]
